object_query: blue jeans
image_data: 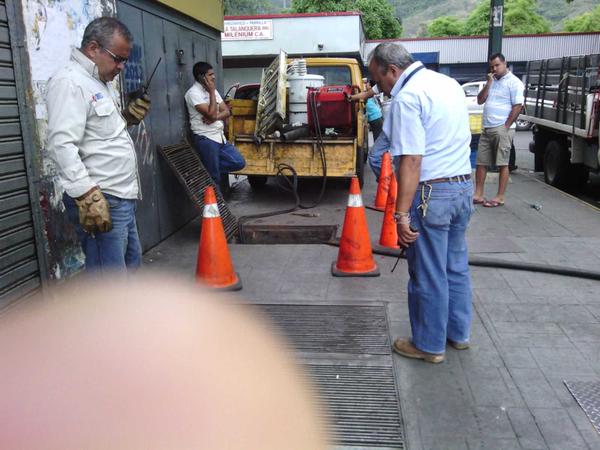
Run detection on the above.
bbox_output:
[405,179,473,354]
[63,193,142,273]
[369,132,399,181]
[192,135,246,185]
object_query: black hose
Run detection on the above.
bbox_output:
[324,239,600,281]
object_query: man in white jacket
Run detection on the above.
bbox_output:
[46,17,150,273]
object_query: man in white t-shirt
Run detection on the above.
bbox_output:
[474,53,524,207]
[184,62,245,188]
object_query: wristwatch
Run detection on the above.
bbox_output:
[393,211,410,224]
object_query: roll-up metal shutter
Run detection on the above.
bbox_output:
[0,0,42,306]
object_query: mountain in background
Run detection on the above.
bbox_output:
[264,0,599,37]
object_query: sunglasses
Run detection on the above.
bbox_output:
[102,46,128,65]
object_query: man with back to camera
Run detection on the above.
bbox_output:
[349,81,390,180]
[184,62,245,189]
[369,42,474,364]
[46,17,151,273]
[473,53,524,207]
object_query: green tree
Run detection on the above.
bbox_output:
[224,0,273,15]
[504,0,551,33]
[290,0,403,39]
[563,5,600,32]
[428,16,464,36]
[462,0,550,35]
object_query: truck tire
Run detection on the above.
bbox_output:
[247,175,268,190]
[568,164,589,192]
[533,148,544,172]
[543,140,570,187]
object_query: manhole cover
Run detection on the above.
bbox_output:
[259,304,390,355]
[565,380,600,435]
[259,304,404,448]
[309,363,404,448]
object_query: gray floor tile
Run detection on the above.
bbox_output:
[465,437,523,450]
[494,321,565,335]
[585,304,600,322]
[532,408,589,450]
[465,366,525,407]
[497,346,539,369]
[509,304,599,324]
[561,323,600,342]
[473,288,519,304]
[567,405,600,450]
[469,406,516,439]
[479,302,519,322]
[530,346,597,375]
[457,343,506,369]
[507,407,548,449]
[508,368,563,408]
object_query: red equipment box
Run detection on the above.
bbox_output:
[307,85,354,134]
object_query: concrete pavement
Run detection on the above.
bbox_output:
[143,133,600,449]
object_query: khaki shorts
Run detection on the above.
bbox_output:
[476,126,514,166]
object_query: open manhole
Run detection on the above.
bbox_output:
[239,224,338,244]
[258,304,405,449]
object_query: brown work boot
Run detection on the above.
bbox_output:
[447,339,470,350]
[392,338,445,364]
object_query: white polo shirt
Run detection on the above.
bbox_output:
[483,71,525,129]
[46,49,139,199]
[384,62,472,182]
[184,82,226,143]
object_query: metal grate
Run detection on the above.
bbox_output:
[565,380,600,434]
[309,363,404,448]
[259,304,405,448]
[159,142,238,241]
[260,304,391,355]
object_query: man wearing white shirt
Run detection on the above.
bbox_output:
[46,17,151,273]
[474,53,524,207]
[369,42,473,364]
[184,62,245,188]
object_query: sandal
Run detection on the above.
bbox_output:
[482,200,504,208]
[473,198,486,205]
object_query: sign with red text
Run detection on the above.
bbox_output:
[222,19,273,41]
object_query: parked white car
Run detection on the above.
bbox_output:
[462,80,485,114]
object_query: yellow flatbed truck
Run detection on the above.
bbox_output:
[226,55,368,189]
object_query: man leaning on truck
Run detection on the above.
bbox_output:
[473,53,524,208]
[184,62,245,189]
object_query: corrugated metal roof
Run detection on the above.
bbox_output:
[364,33,600,64]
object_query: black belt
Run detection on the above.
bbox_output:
[420,174,471,184]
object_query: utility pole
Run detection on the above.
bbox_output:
[488,0,504,58]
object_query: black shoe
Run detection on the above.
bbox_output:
[509,165,518,172]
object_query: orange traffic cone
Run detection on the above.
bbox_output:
[374,172,400,251]
[195,186,242,291]
[332,177,380,277]
[367,152,392,212]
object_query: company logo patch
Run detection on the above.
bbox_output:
[91,92,104,102]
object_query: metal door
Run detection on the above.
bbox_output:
[119,2,160,251]
[118,0,222,244]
